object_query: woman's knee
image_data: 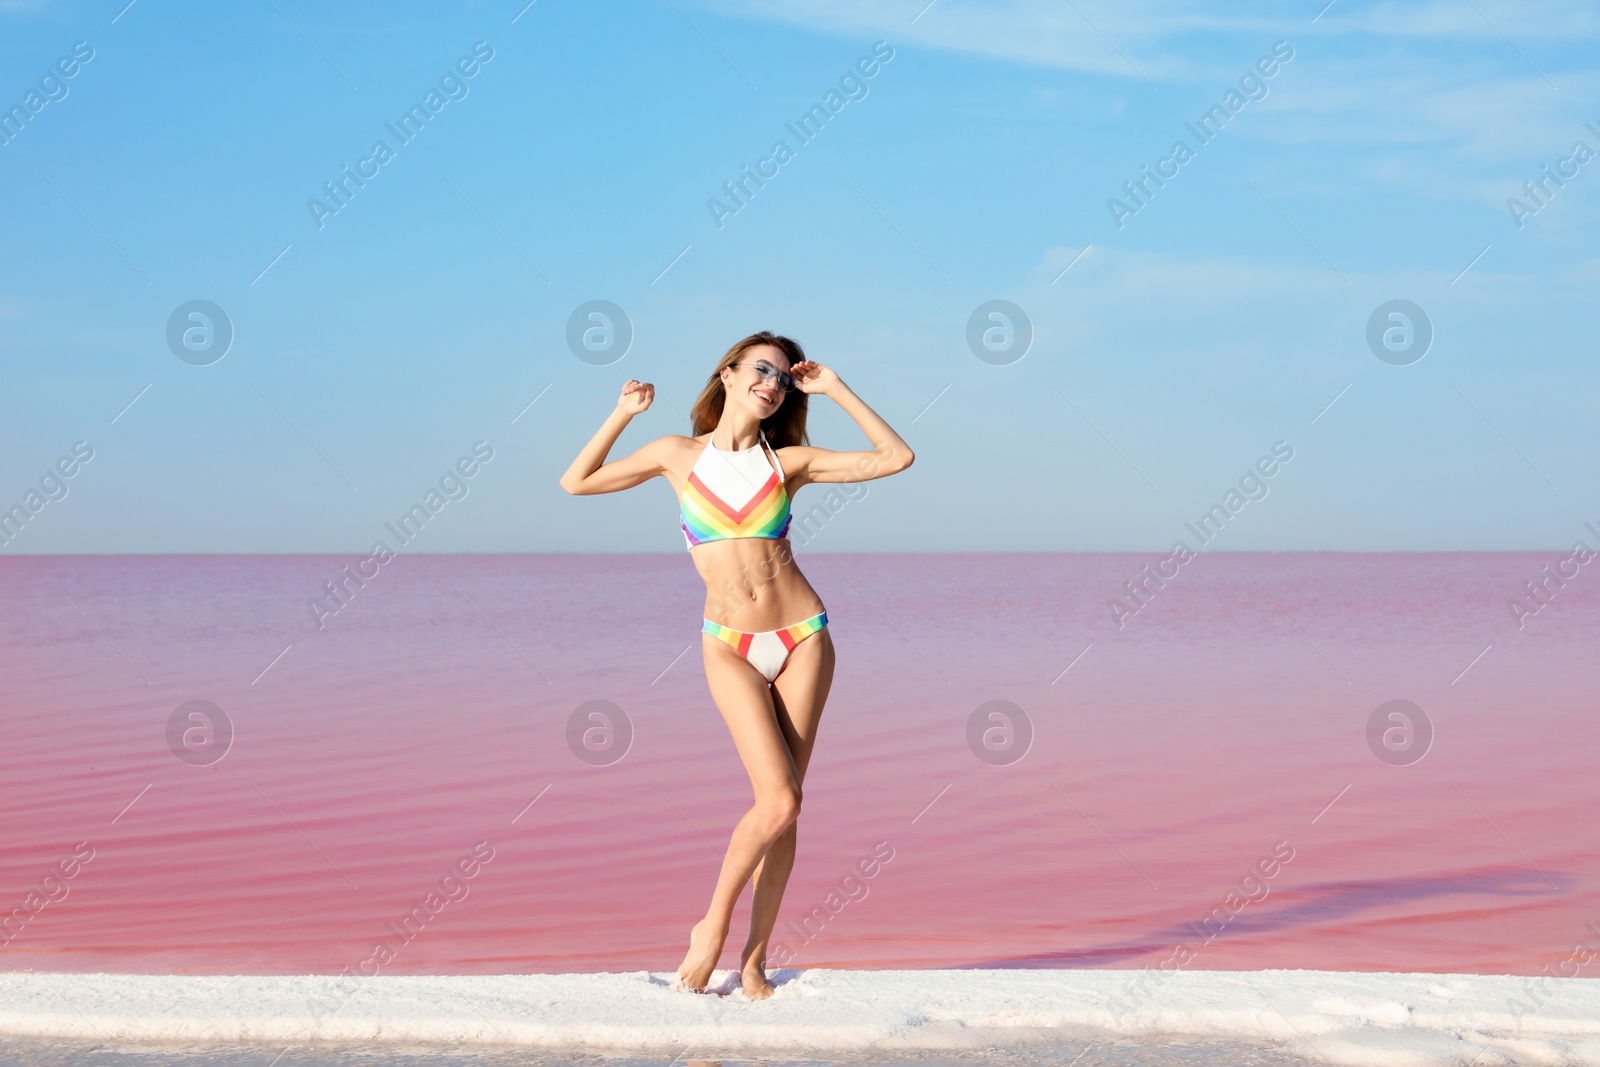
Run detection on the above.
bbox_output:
[757,787,801,833]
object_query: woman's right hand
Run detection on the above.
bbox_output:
[617,379,654,416]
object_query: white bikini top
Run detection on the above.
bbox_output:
[678,428,792,549]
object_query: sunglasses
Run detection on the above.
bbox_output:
[733,359,796,393]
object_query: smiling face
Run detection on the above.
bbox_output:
[721,343,791,418]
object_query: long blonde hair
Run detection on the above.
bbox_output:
[689,331,810,448]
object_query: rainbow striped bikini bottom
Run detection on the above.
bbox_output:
[702,610,828,683]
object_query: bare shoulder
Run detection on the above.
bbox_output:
[639,434,699,457]
[771,443,822,485]
[655,434,704,456]
[773,443,824,463]
[652,434,703,485]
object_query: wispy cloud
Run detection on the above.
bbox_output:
[1315,0,1600,39]
[683,0,1191,79]
[1241,58,1600,205]
[684,0,1595,81]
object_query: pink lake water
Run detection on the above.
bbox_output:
[1,552,1595,977]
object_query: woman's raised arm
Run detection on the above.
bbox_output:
[559,380,668,495]
[784,362,914,486]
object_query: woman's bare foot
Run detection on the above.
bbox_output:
[676,919,726,992]
[740,959,775,1000]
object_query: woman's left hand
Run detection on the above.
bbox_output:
[791,360,840,396]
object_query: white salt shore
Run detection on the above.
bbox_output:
[4,968,1600,1066]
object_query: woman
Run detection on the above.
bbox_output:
[559,331,914,999]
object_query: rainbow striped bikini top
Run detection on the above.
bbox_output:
[680,428,792,549]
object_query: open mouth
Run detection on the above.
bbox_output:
[751,386,777,405]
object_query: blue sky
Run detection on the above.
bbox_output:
[0,0,1595,553]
